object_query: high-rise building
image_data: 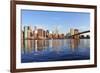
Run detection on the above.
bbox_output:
[24,26,33,50]
[46,30,49,38]
[37,29,46,39]
[33,26,37,39]
[27,26,33,50]
[70,28,74,36]
[59,34,64,39]
[27,26,33,39]
[24,26,28,39]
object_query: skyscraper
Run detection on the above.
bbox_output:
[27,26,33,49]
[70,28,74,36]
[23,26,33,51]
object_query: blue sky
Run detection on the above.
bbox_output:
[21,10,90,34]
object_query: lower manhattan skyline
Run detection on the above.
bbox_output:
[21,9,90,63]
[21,10,90,34]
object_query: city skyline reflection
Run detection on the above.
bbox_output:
[21,39,90,63]
[22,39,80,53]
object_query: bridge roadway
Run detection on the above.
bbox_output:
[70,30,90,37]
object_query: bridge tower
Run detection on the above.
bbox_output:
[70,28,79,39]
[74,29,79,39]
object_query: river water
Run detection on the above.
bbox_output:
[21,39,90,63]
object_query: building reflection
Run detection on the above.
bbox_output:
[21,40,53,53]
[22,38,80,54]
[70,39,80,51]
[22,39,49,53]
[52,40,62,53]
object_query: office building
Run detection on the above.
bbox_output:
[70,28,74,36]
[37,29,46,39]
[24,26,33,50]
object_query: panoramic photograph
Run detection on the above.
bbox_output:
[21,10,90,63]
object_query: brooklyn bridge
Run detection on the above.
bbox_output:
[69,30,90,39]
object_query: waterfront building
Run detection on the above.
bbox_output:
[23,26,33,51]
[86,35,90,38]
[37,29,46,39]
[59,34,64,39]
[48,34,52,39]
[33,26,37,39]
[65,33,70,38]
[46,30,49,38]
[34,26,37,39]
[51,26,59,39]
[24,26,28,39]
[47,31,53,39]
[27,26,33,39]
[70,28,74,36]
[27,26,33,50]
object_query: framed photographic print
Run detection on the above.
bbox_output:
[10,0,97,72]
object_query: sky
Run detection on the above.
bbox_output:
[21,9,90,34]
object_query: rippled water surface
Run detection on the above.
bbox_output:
[21,39,90,63]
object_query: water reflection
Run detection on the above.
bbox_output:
[21,39,90,62]
[22,39,81,53]
[70,39,80,51]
